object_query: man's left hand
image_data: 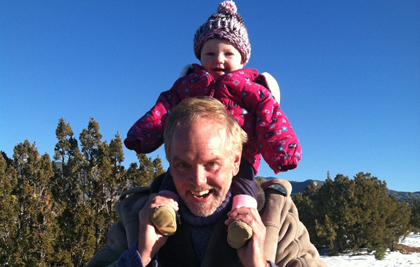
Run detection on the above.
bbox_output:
[225,207,267,267]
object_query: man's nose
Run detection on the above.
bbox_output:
[191,166,207,185]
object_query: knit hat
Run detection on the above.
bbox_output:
[194,1,251,65]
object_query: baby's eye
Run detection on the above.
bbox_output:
[205,52,215,56]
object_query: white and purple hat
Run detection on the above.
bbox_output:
[194,1,251,65]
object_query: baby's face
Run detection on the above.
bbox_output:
[200,39,243,80]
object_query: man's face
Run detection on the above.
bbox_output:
[168,118,240,217]
[200,38,244,80]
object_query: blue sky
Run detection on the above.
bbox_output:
[1,0,419,192]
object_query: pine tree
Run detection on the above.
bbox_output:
[2,117,169,265]
[315,215,338,254]
[348,173,389,251]
[409,194,420,231]
[383,195,410,250]
[312,174,353,252]
[0,153,19,265]
[152,156,165,178]
[54,117,74,164]
[52,118,96,266]
[1,151,13,166]
[135,154,165,187]
[108,132,129,204]
[126,162,140,189]
[109,132,128,195]
[293,183,318,242]
[93,141,115,250]
[51,118,78,204]
[295,172,411,253]
[109,132,125,167]
[12,141,60,265]
[79,117,102,166]
[78,119,123,252]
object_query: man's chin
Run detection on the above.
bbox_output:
[188,203,215,217]
[184,195,223,217]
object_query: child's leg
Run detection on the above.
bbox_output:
[231,159,257,199]
[157,171,179,201]
[227,160,257,249]
[150,172,179,236]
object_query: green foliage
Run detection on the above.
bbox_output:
[8,141,61,265]
[383,195,411,251]
[135,154,165,187]
[255,176,266,184]
[409,194,420,230]
[374,245,386,260]
[54,117,74,163]
[3,116,415,264]
[0,153,19,264]
[79,117,102,165]
[294,172,411,254]
[109,132,125,166]
[0,117,166,266]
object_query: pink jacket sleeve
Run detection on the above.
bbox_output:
[124,91,175,154]
[124,65,213,154]
[219,72,301,174]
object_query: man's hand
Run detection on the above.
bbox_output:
[225,206,267,267]
[137,193,179,265]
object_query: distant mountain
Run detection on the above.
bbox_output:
[264,177,325,194]
[288,179,325,194]
[264,177,419,202]
[388,190,420,203]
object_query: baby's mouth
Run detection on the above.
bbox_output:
[213,68,225,73]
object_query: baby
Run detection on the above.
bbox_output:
[125,0,301,249]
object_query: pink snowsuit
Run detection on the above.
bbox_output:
[124,64,301,174]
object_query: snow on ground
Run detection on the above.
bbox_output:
[320,233,420,266]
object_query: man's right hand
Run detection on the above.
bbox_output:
[137,193,179,265]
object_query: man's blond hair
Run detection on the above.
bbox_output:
[164,97,248,160]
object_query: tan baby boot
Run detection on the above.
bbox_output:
[150,205,177,236]
[227,220,253,249]
[227,194,258,249]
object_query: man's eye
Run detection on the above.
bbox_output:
[176,163,189,169]
[206,162,217,168]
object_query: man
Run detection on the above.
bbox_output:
[88,97,326,267]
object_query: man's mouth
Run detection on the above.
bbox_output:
[191,189,211,199]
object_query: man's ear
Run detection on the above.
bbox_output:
[232,154,241,176]
[168,164,173,176]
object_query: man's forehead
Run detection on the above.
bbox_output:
[171,153,223,162]
[174,117,227,134]
[169,119,229,158]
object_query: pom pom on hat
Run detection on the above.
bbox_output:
[194,1,251,65]
[217,1,237,15]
